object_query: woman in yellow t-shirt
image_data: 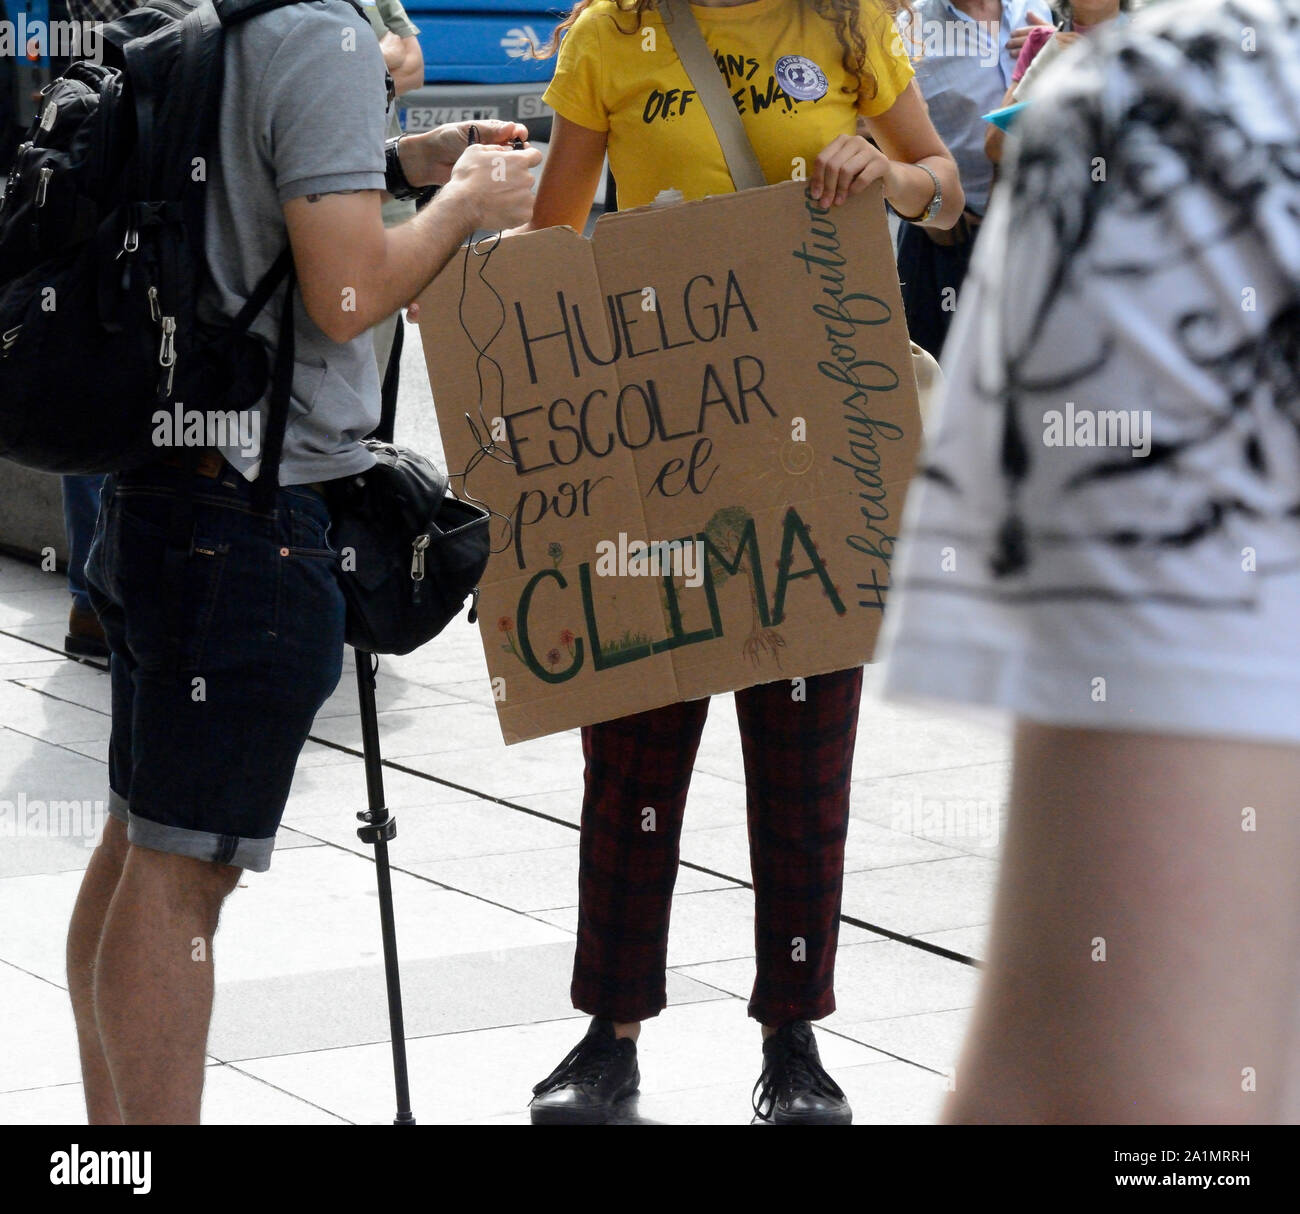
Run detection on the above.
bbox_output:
[524,0,962,1127]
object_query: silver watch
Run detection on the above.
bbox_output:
[894,163,942,225]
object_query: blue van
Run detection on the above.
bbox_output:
[398,1,562,140]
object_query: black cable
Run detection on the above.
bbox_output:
[451,231,519,553]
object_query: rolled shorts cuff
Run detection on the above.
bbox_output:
[111,791,276,872]
[107,787,130,823]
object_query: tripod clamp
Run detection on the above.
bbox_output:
[357,809,397,845]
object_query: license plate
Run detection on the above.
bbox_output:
[402,106,501,132]
[517,94,551,120]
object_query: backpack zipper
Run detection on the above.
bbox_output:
[411,534,431,604]
[146,285,176,396]
[410,533,430,582]
[158,315,176,397]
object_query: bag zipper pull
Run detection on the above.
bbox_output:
[410,533,430,581]
[158,315,176,397]
[35,166,52,208]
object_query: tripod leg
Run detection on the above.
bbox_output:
[355,651,416,1125]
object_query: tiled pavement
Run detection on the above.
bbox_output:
[0,548,1009,1125]
[0,325,1008,1126]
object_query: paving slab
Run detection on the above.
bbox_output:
[207,943,728,1063]
[683,939,980,1025]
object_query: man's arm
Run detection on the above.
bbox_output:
[381,31,423,96]
[283,138,541,344]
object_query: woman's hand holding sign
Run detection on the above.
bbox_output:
[809,134,893,206]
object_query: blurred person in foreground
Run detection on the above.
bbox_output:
[880,0,1300,1122]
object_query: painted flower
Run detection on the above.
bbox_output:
[548,541,564,568]
[498,616,514,633]
[546,647,562,668]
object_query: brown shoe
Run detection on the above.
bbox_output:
[65,603,109,660]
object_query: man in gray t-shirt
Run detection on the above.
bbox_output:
[201,1,387,485]
[71,0,541,1123]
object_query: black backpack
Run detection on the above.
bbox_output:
[0,0,319,475]
[0,0,18,176]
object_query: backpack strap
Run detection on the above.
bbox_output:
[233,245,293,338]
[215,0,370,28]
[251,255,297,511]
[658,0,766,192]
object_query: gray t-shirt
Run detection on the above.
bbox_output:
[200,0,388,485]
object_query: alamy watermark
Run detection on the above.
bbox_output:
[152,404,261,460]
[895,18,1002,68]
[593,532,705,588]
[0,17,102,65]
[891,794,1000,847]
[50,1145,151,1195]
[1043,402,1153,457]
[0,794,105,847]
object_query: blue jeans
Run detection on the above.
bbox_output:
[85,461,345,871]
[62,474,105,611]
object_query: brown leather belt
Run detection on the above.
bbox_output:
[924,209,983,249]
[159,449,327,498]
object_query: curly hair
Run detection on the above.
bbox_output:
[536,1,911,104]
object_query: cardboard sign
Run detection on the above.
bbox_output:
[418,180,920,744]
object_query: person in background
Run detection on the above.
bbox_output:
[58,0,142,661]
[359,0,424,432]
[0,0,22,173]
[880,0,1300,1122]
[985,0,1131,164]
[894,0,1051,357]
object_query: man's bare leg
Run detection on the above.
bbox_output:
[947,723,1300,1124]
[66,814,129,1124]
[94,846,241,1124]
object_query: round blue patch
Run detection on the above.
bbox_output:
[775,55,829,103]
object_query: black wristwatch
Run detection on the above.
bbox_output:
[385,135,431,202]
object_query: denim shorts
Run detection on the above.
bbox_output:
[85,460,345,871]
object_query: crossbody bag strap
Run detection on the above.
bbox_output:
[658,0,767,192]
[251,262,296,512]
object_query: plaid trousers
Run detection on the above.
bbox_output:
[571,666,862,1026]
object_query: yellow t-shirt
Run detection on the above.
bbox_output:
[543,0,914,210]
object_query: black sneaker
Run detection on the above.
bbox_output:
[530,1018,639,1125]
[752,1021,852,1125]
